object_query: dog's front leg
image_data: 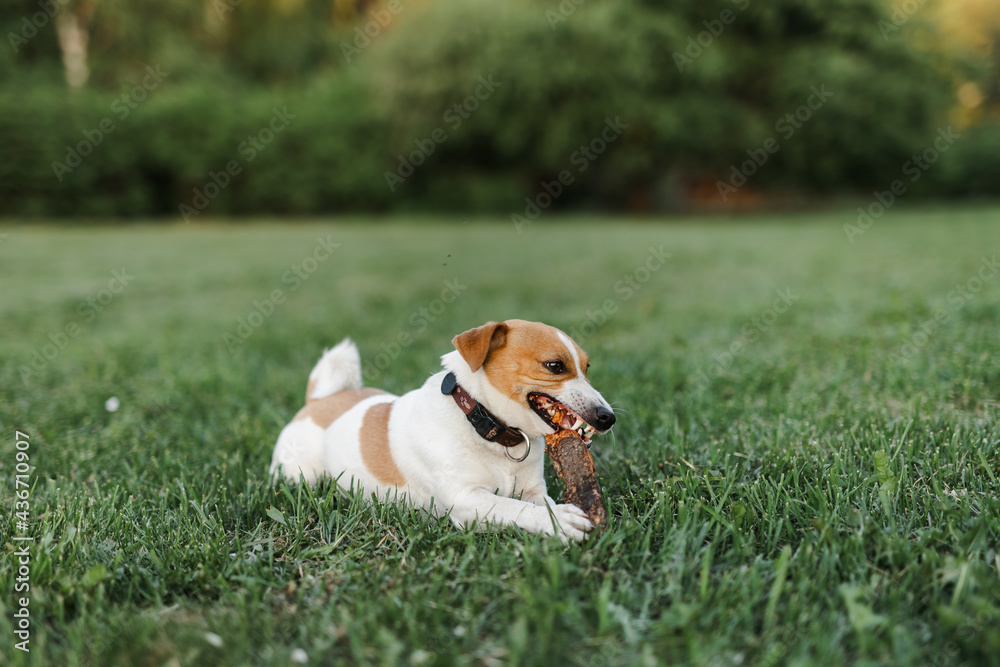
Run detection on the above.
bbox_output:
[521,490,557,508]
[447,485,593,542]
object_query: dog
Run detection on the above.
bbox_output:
[269,319,616,542]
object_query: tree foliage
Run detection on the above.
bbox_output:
[0,0,995,217]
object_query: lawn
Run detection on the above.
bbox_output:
[1,208,999,666]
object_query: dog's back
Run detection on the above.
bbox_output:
[269,339,395,484]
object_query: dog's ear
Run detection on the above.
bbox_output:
[452,321,509,372]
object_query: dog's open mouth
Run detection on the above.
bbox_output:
[527,393,597,444]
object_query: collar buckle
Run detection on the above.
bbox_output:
[442,372,529,454]
[468,403,502,441]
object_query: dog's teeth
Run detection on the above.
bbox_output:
[533,397,600,443]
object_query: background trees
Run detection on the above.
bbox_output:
[1,0,996,217]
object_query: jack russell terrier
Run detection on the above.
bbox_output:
[269,320,616,542]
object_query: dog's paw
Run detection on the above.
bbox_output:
[540,503,594,543]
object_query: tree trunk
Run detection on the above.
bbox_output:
[56,3,93,88]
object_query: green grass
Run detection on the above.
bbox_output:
[2,208,999,666]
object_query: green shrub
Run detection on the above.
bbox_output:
[940,121,1000,197]
[364,0,956,208]
[0,77,389,217]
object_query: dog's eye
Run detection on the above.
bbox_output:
[543,360,567,374]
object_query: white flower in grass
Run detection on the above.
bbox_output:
[204,632,223,648]
[291,648,309,663]
[105,396,120,412]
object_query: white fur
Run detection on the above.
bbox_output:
[270,418,327,485]
[557,330,582,375]
[308,338,363,400]
[269,339,366,484]
[270,329,614,543]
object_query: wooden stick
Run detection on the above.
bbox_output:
[545,429,609,529]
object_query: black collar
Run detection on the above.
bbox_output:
[441,372,529,450]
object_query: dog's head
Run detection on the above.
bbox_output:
[445,319,615,443]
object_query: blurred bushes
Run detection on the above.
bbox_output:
[0,0,997,218]
[940,122,1000,197]
[367,0,978,208]
[0,78,389,216]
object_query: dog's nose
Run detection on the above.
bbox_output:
[594,406,616,430]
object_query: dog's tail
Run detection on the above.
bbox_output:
[305,338,363,403]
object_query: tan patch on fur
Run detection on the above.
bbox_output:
[293,387,387,428]
[359,402,406,487]
[482,319,585,399]
[305,378,317,404]
[453,321,508,372]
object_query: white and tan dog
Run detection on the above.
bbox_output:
[269,320,616,542]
